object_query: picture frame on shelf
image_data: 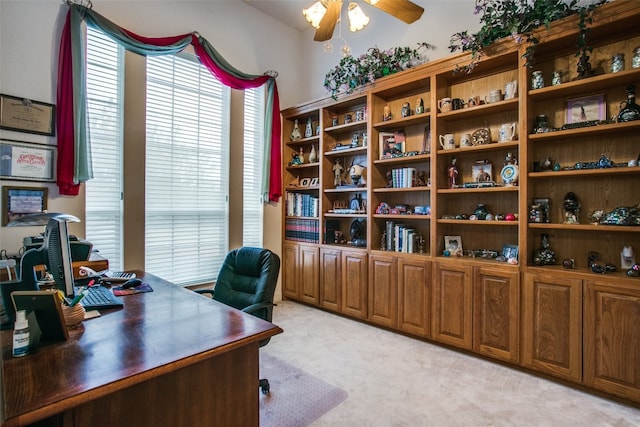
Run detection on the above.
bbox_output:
[2,186,48,226]
[300,177,311,187]
[310,177,319,187]
[502,244,519,262]
[0,94,56,136]
[379,132,404,160]
[565,94,606,124]
[472,160,492,182]
[444,235,463,256]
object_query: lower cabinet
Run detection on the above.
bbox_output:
[300,245,319,304]
[368,254,397,328]
[522,272,582,382]
[398,258,431,338]
[319,248,342,312]
[432,262,473,349]
[473,267,520,363]
[341,249,368,319]
[584,279,640,402]
[282,243,300,300]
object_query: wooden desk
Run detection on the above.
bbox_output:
[0,271,282,426]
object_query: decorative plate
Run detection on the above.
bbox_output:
[500,164,519,185]
[472,128,491,145]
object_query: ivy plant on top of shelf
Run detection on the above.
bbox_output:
[448,0,608,74]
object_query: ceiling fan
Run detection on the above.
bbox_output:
[305,0,425,42]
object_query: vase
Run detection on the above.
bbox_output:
[474,204,489,220]
[308,144,317,163]
[61,304,86,328]
[533,234,556,266]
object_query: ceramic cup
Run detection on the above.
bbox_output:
[439,134,455,150]
[485,89,503,104]
[61,304,86,328]
[499,123,516,142]
[459,133,472,147]
[438,97,452,113]
[451,98,464,110]
[467,96,481,107]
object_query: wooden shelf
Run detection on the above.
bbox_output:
[373,214,431,220]
[324,146,367,157]
[373,153,431,165]
[435,140,519,155]
[324,120,367,134]
[324,187,366,193]
[528,120,640,142]
[286,135,320,147]
[373,187,430,193]
[324,213,367,218]
[285,162,319,171]
[372,112,431,131]
[437,219,519,226]
[529,223,640,232]
[437,186,519,194]
[528,68,640,101]
[437,98,518,120]
[529,167,640,178]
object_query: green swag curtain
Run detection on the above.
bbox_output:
[57,4,282,202]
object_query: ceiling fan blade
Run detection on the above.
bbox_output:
[314,0,342,42]
[363,0,424,24]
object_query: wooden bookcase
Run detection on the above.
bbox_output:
[281,1,640,406]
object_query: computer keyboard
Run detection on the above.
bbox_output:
[79,286,124,310]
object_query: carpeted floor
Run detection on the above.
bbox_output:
[259,352,348,427]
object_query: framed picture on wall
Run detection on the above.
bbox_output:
[2,186,48,226]
[0,139,56,182]
[566,94,606,124]
[0,94,56,136]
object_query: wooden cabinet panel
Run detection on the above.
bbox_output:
[341,250,368,319]
[432,262,473,349]
[319,248,342,312]
[300,245,319,304]
[368,254,397,328]
[473,267,519,363]
[584,280,640,401]
[282,243,299,300]
[398,258,431,338]
[522,272,582,382]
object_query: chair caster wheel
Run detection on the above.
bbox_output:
[259,379,270,394]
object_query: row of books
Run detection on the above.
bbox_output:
[385,220,421,253]
[286,192,319,218]
[285,218,319,243]
[390,167,417,188]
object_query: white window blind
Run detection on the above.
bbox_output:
[85,27,125,270]
[145,54,230,285]
[242,87,265,247]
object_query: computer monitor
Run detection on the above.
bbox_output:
[42,218,75,299]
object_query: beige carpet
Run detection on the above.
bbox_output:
[259,352,348,426]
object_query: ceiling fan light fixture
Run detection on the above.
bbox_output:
[347,2,369,32]
[303,1,327,29]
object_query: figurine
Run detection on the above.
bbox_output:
[333,158,344,186]
[288,153,302,166]
[415,97,424,114]
[305,117,313,138]
[298,147,305,164]
[383,105,392,121]
[401,102,410,118]
[563,192,580,224]
[448,157,459,188]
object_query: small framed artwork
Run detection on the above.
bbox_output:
[310,177,319,187]
[300,177,311,187]
[444,235,463,257]
[502,244,519,263]
[0,139,56,182]
[472,160,492,182]
[566,94,606,124]
[379,132,404,160]
[0,94,56,136]
[2,186,48,226]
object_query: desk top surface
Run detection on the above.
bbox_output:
[0,271,282,425]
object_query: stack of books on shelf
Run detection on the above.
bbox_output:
[285,218,319,243]
[385,220,418,253]
[286,193,319,217]
[390,167,416,188]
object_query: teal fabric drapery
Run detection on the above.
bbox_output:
[57,4,282,202]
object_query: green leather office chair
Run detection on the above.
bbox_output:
[196,247,280,394]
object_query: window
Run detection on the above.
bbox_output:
[145,54,230,285]
[85,27,125,270]
[242,87,265,247]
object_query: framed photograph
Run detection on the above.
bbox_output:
[566,94,606,124]
[300,177,311,187]
[2,186,48,226]
[502,244,519,262]
[0,94,56,136]
[472,160,492,182]
[310,177,319,187]
[444,235,463,256]
[1,139,56,182]
[379,132,404,160]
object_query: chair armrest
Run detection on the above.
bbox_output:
[242,302,276,316]
[194,289,215,298]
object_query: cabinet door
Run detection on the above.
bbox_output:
[282,243,299,300]
[522,272,582,382]
[398,258,431,338]
[473,267,519,363]
[300,245,319,304]
[319,248,341,312]
[432,262,473,349]
[584,280,640,402]
[368,254,397,328]
[341,250,367,319]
